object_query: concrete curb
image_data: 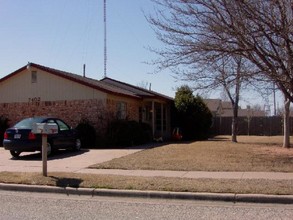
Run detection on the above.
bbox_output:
[0,183,292,204]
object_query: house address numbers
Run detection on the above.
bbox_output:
[28,97,41,104]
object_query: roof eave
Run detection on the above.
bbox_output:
[30,63,141,100]
[0,63,141,100]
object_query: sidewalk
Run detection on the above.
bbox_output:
[1,168,293,204]
[76,168,293,180]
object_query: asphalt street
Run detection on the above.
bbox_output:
[0,190,292,220]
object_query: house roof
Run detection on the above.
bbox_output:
[204,99,267,117]
[221,108,266,117]
[0,63,139,99]
[0,63,173,101]
[204,99,222,113]
[101,77,173,101]
[221,101,234,109]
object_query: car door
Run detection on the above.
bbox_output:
[54,119,75,148]
[45,119,62,148]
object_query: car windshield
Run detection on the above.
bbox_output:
[14,118,45,129]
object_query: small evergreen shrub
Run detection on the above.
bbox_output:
[76,119,96,148]
[106,120,152,147]
[174,86,212,140]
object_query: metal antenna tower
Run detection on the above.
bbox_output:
[103,0,107,78]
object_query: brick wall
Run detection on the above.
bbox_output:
[0,98,140,135]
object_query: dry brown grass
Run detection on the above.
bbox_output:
[1,136,293,195]
[0,172,292,195]
[91,136,293,172]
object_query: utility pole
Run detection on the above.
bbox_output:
[104,0,107,78]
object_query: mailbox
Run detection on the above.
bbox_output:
[31,122,58,177]
[32,123,58,134]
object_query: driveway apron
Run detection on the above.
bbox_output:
[0,148,143,173]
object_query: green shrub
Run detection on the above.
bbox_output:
[0,116,9,144]
[174,86,212,140]
[106,120,152,147]
[76,119,96,148]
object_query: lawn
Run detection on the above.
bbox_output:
[0,172,293,195]
[1,136,293,195]
[91,136,293,172]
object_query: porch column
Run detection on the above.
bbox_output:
[152,101,155,137]
[161,103,164,137]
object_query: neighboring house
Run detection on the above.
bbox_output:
[220,101,266,117]
[0,63,173,139]
[205,99,268,135]
[204,99,266,118]
[204,99,222,117]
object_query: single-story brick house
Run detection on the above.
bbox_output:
[0,63,173,139]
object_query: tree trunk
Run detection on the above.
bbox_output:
[231,116,238,142]
[283,98,290,148]
[230,57,241,143]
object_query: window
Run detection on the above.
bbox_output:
[31,71,37,83]
[139,107,142,123]
[145,106,152,122]
[116,102,127,119]
[155,104,167,131]
[56,120,70,131]
[155,105,162,130]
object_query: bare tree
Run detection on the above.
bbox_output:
[147,0,293,147]
[147,0,254,142]
[283,97,291,147]
[204,56,252,142]
[219,57,247,142]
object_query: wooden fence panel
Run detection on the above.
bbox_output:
[210,116,292,136]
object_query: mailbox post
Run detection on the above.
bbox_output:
[32,123,58,177]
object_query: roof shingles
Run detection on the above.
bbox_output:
[0,63,173,101]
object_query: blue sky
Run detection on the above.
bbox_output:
[0,0,282,111]
[0,0,179,95]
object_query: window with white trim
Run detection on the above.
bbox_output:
[116,102,127,119]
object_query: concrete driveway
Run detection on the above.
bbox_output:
[0,147,144,173]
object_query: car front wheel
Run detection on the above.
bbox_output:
[10,150,21,158]
[73,139,81,151]
[47,142,52,156]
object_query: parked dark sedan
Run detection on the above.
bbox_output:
[3,117,81,158]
